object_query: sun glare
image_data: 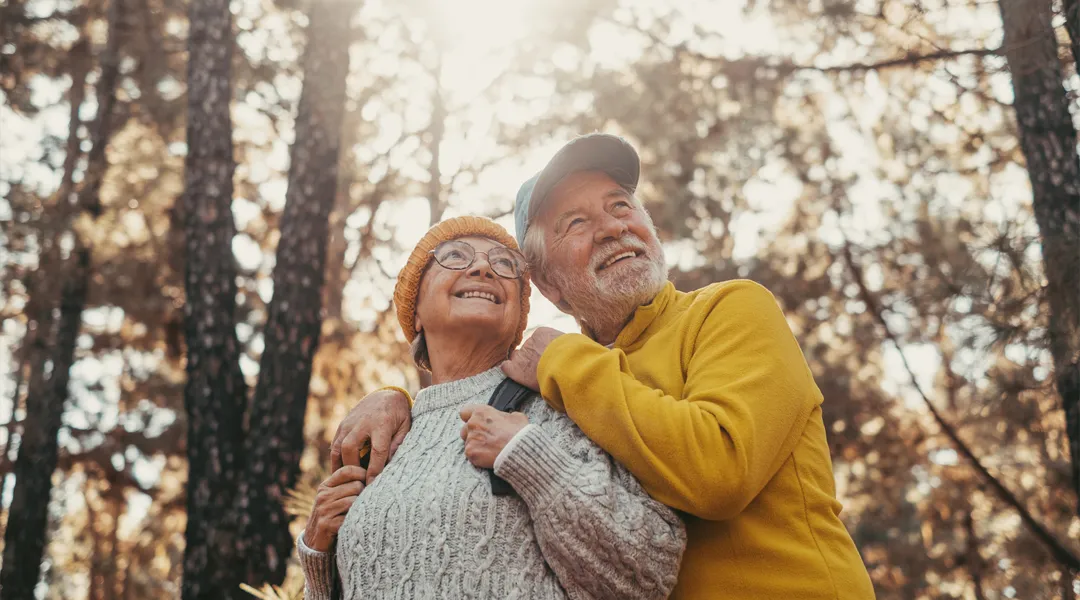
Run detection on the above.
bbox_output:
[407,0,538,79]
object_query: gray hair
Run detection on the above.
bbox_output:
[522,223,547,273]
[410,330,431,371]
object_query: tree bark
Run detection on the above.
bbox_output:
[964,511,986,600]
[998,0,1080,515]
[1064,0,1080,72]
[179,0,249,598]
[236,0,355,587]
[0,1,122,596]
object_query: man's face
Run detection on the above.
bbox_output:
[533,170,667,330]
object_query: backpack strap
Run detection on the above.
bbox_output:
[488,378,534,413]
[486,378,535,496]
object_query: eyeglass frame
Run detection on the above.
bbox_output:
[427,239,528,280]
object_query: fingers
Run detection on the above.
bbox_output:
[365,427,391,485]
[330,417,347,472]
[388,421,410,461]
[501,364,523,386]
[321,465,368,488]
[459,404,478,421]
[339,427,370,470]
[499,359,514,377]
[320,490,363,517]
[330,447,343,473]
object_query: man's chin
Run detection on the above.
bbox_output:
[596,260,665,295]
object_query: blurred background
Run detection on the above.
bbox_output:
[2,0,1079,598]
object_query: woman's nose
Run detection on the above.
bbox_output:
[467,254,496,279]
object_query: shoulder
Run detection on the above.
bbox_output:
[520,392,575,429]
[520,393,610,459]
[685,279,780,312]
[676,280,799,364]
[678,279,785,335]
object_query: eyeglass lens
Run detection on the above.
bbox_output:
[434,241,524,279]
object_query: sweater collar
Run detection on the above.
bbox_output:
[411,366,505,417]
[613,281,677,349]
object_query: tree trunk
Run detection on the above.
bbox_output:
[179,0,249,598]
[322,185,351,323]
[0,1,122,595]
[426,58,446,227]
[1064,0,1080,71]
[236,0,355,587]
[964,510,986,600]
[998,0,1080,515]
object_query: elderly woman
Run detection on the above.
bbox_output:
[297,216,685,599]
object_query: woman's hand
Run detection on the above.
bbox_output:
[303,466,367,552]
[459,404,529,469]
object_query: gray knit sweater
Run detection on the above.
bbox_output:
[297,367,685,599]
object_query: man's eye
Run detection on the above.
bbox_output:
[567,218,585,230]
[613,201,631,210]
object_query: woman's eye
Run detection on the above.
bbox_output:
[444,250,465,260]
[613,201,631,210]
[567,218,585,230]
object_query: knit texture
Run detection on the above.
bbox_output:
[392,216,531,348]
[297,367,685,600]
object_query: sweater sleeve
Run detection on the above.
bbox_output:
[495,407,686,600]
[296,531,335,600]
[536,280,820,521]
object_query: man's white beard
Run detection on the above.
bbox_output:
[547,242,668,342]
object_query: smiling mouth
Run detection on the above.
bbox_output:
[598,251,641,271]
[454,290,501,304]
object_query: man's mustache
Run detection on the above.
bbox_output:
[589,236,649,270]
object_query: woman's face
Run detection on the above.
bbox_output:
[414,236,523,349]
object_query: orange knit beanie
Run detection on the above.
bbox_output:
[393,216,531,348]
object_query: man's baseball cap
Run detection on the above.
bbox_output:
[514,133,640,247]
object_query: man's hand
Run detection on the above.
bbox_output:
[331,388,412,485]
[303,466,367,552]
[459,404,529,469]
[500,326,564,391]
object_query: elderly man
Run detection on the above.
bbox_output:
[333,134,876,599]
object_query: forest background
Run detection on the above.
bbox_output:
[2,0,1080,598]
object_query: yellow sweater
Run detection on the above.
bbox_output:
[537,280,875,599]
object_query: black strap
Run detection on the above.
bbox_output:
[487,378,534,496]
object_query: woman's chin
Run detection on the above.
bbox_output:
[446,309,514,338]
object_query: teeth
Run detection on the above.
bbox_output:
[603,252,636,269]
[460,291,498,303]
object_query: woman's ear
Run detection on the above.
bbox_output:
[414,314,423,333]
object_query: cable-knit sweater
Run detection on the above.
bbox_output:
[297,367,686,600]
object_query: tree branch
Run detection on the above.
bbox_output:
[602,14,1001,75]
[840,240,1080,572]
[794,47,1001,73]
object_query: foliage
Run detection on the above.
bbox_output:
[2,0,1079,597]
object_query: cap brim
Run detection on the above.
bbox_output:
[528,135,640,221]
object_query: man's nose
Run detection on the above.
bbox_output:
[467,254,496,279]
[594,213,629,244]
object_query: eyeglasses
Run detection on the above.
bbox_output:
[429,240,527,279]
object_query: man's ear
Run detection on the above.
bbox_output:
[531,270,572,314]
